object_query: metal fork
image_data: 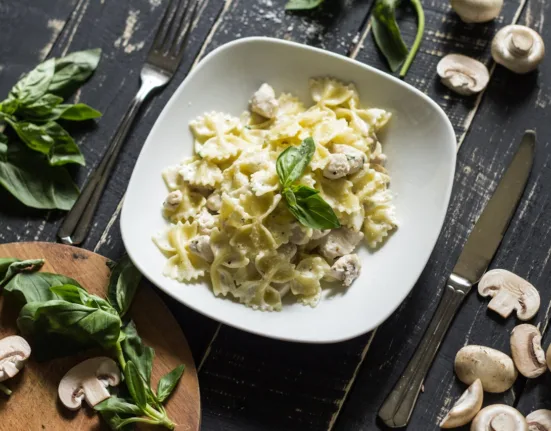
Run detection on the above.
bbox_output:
[58,0,199,246]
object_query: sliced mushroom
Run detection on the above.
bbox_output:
[0,335,31,382]
[455,345,517,393]
[526,410,551,431]
[437,54,490,95]
[471,405,528,431]
[451,0,503,23]
[510,324,546,378]
[546,343,551,373]
[440,379,484,428]
[478,269,540,320]
[492,25,545,74]
[58,357,121,410]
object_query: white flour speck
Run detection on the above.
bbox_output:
[40,19,64,58]
[149,0,162,8]
[114,9,145,53]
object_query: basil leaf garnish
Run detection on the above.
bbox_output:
[276,137,315,188]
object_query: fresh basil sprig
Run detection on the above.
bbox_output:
[372,0,425,78]
[0,49,102,210]
[1,255,184,429]
[276,138,340,230]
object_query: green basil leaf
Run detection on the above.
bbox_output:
[371,0,409,72]
[94,396,143,415]
[156,364,185,403]
[9,121,85,166]
[57,103,102,121]
[0,259,44,288]
[10,58,55,104]
[0,97,19,115]
[107,255,142,318]
[48,48,102,97]
[285,0,323,9]
[124,361,147,410]
[121,321,154,386]
[17,299,121,349]
[291,184,320,199]
[276,137,315,187]
[288,193,341,230]
[49,284,91,304]
[4,271,80,305]
[283,188,297,207]
[16,94,64,118]
[0,258,20,279]
[0,140,79,210]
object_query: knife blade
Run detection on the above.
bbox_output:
[378,130,535,428]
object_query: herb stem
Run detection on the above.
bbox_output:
[0,383,12,396]
[114,343,127,370]
[399,0,425,78]
[144,405,175,429]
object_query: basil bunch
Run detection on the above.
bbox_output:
[1,256,184,430]
[276,137,340,230]
[371,0,425,78]
[0,49,102,210]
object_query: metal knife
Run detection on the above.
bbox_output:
[378,130,535,428]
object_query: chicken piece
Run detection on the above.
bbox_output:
[330,254,361,287]
[163,190,182,210]
[311,229,330,240]
[333,144,367,174]
[250,83,279,119]
[319,228,364,261]
[189,235,214,263]
[196,207,217,235]
[206,192,222,213]
[323,153,350,179]
[289,223,311,245]
[278,243,297,259]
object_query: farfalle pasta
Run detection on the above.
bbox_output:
[154,78,397,311]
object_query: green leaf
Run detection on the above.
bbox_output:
[4,271,79,305]
[95,397,143,415]
[291,184,320,198]
[10,58,55,104]
[286,188,341,230]
[17,299,121,350]
[371,0,409,72]
[285,0,323,9]
[0,258,20,279]
[124,361,147,410]
[107,255,142,318]
[157,365,185,403]
[9,121,85,166]
[276,137,316,188]
[16,94,64,118]
[0,259,44,288]
[283,188,297,207]
[48,48,102,97]
[57,103,102,121]
[0,97,19,115]
[121,321,154,386]
[0,140,79,210]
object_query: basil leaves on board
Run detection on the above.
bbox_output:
[276,137,341,230]
[0,49,102,210]
[0,255,183,429]
[371,0,425,77]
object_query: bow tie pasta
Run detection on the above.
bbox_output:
[154,78,397,311]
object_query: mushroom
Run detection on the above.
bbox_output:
[455,345,517,393]
[0,335,31,382]
[546,343,551,373]
[510,324,546,378]
[440,379,484,428]
[471,405,528,431]
[451,0,503,23]
[58,357,121,410]
[526,410,551,431]
[437,54,490,95]
[492,25,545,74]
[478,269,540,320]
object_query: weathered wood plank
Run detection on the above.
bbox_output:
[334,1,551,429]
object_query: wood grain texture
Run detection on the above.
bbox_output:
[0,242,200,430]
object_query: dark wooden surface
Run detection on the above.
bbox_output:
[1,0,551,430]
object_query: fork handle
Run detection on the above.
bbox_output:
[57,83,154,246]
[378,274,472,428]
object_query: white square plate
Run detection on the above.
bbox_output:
[121,37,456,343]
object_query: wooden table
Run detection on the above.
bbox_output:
[1,0,550,429]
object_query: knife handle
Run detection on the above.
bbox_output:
[378,274,472,428]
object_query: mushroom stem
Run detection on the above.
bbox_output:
[82,377,111,407]
[509,31,534,57]
[0,382,12,396]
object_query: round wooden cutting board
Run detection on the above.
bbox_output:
[0,242,200,430]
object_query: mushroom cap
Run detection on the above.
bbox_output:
[58,357,121,410]
[455,345,517,393]
[451,0,504,23]
[492,25,545,74]
[0,335,31,383]
[526,409,551,430]
[510,324,546,378]
[471,405,528,431]
[437,54,490,95]
[478,269,540,320]
[440,379,484,428]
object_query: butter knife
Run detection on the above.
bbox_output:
[378,130,535,428]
